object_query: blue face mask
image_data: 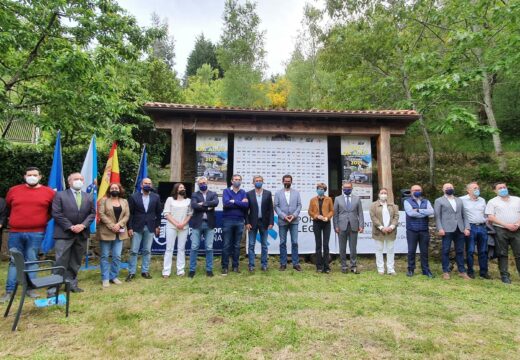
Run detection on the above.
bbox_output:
[254,182,263,189]
[445,188,454,196]
[498,188,509,197]
[199,184,208,192]
[473,189,480,197]
[343,188,352,195]
[413,191,422,198]
[316,189,325,196]
[232,181,241,188]
[142,185,152,192]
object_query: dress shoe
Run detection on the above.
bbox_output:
[324,268,331,274]
[206,271,214,277]
[248,266,254,273]
[261,266,268,272]
[467,272,475,279]
[0,292,13,303]
[221,268,228,276]
[232,267,240,273]
[501,276,512,284]
[351,268,360,274]
[459,272,471,280]
[293,265,302,272]
[442,272,450,280]
[279,265,287,271]
[110,278,122,285]
[406,270,414,277]
[71,286,84,293]
[341,268,348,274]
[141,272,152,279]
[188,271,195,278]
[125,274,135,282]
[480,273,492,280]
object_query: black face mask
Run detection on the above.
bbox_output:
[178,190,186,196]
[284,183,291,189]
[110,190,120,197]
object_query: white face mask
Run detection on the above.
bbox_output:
[72,179,84,190]
[379,194,388,201]
[25,175,39,186]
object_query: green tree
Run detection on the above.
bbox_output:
[185,34,222,81]
[149,12,176,70]
[184,64,222,105]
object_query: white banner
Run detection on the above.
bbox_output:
[251,211,409,254]
[234,134,328,209]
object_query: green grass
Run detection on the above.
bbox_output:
[0,256,519,359]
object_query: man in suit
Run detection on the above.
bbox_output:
[126,177,162,281]
[274,174,302,271]
[189,176,219,278]
[333,181,364,274]
[246,175,274,272]
[434,182,471,280]
[51,172,96,293]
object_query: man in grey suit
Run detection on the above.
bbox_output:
[334,181,364,274]
[51,172,96,293]
[434,183,471,280]
[274,175,302,271]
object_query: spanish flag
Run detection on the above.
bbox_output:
[98,142,120,201]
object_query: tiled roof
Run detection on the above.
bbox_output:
[142,102,419,118]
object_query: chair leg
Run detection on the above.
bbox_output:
[4,283,18,318]
[65,282,70,317]
[55,285,60,305]
[12,286,27,331]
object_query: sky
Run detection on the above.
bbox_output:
[119,0,312,78]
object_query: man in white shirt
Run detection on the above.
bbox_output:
[485,182,520,284]
[460,182,490,279]
[434,183,470,280]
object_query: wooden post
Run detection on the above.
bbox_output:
[170,122,183,182]
[377,126,394,203]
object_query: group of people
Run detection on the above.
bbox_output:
[1,167,520,303]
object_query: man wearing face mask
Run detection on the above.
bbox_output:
[460,182,490,279]
[434,183,471,280]
[275,175,302,271]
[485,182,520,284]
[189,176,219,278]
[403,184,434,278]
[127,178,162,281]
[245,175,274,272]
[1,167,55,303]
[50,172,96,293]
[221,174,248,275]
[333,181,364,274]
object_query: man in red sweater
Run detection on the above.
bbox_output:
[0,167,55,303]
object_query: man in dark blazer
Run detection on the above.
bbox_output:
[245,175,274,272]
[188,176,219,278]
[51,172,96,293]
[434,182,471,280]
[127,178,162,281]
[333,181,364,274]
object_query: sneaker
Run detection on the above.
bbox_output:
[177,272,185,277]
[162,275,170,279]
[442,272,450,280]
[293,265,302,272]
[206,271,214,277]
[388,272,397,276]
[261,266,268,272]
[232,267,240,273]
[324,268,331,274]
[459,272,471,280]
[221,268,228,276]
[102,280,110,288]
[279,265,287,271]
[467,272,476,279]
[248,266,254,273]
[188,271,195,278]
[501,276,512,284]
[110,278,123,285]
[125,273,135,282]
[0,292,13,303]
[378,272,385,275]
[406,270,414,277]
[480,273,492,280]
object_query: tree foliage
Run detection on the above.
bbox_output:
[185,34,222,81]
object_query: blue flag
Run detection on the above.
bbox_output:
[41,131,65,254]
[134,145,148,192]
[80,135,98,233]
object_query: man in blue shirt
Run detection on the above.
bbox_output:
[403,184,434,278]
[221,174,248,275]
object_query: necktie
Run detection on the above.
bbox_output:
[75,191,81,209]
[346,195,351,211]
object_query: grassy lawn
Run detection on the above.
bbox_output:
[0,256,519,359]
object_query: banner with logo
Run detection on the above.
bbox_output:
[196,133,228,210]
[341,137,373,209]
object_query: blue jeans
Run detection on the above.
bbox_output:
[189,221,215,272]
[99,240,123,281]
[406,230,431,274]
[279,223,299,266]
[222,219,244,269]
[248,223,269,268]
[442,230,466,273]
[465,224,489,276]
[5,232,44,292]
[128,227,153,275]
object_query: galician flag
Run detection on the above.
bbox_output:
[80,135,98,232]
